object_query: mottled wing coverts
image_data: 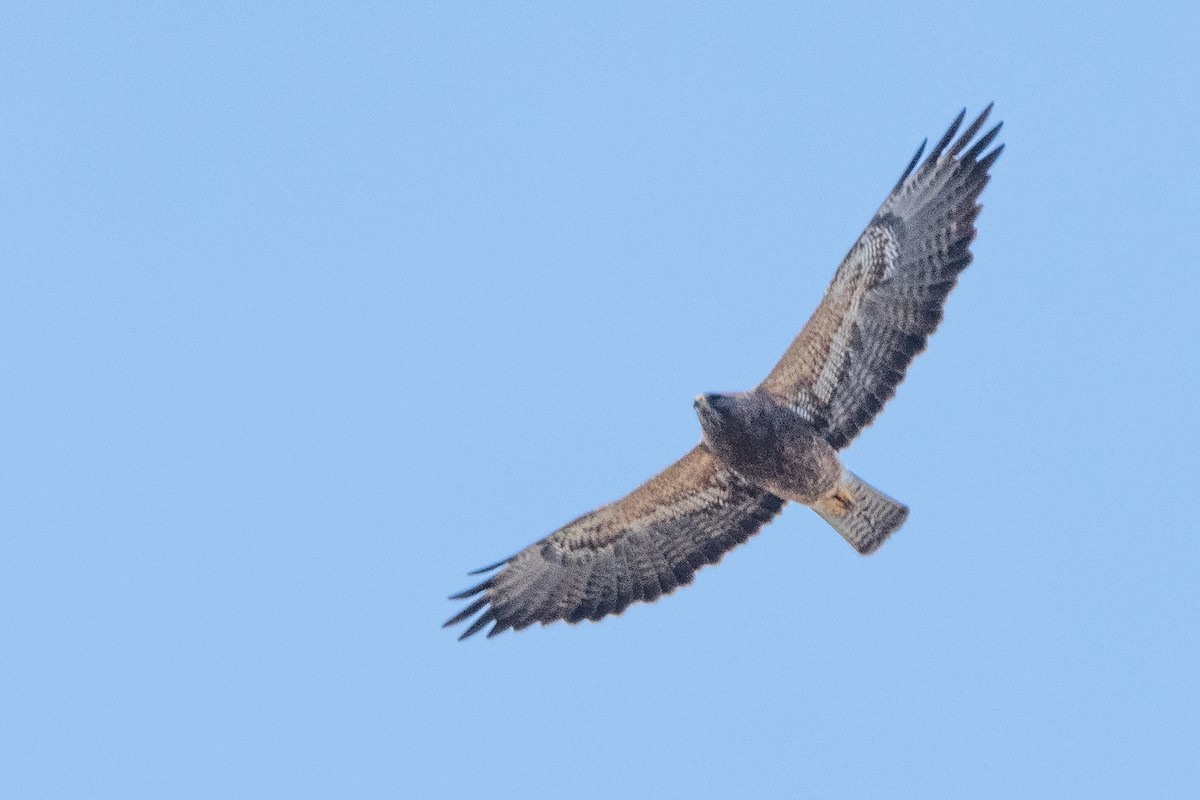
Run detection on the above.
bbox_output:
[445,446,785,639]
[760,105,1003,449]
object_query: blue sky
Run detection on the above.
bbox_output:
[3,3,1198,798]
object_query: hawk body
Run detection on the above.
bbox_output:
[447,106,1003,639]
[694,391,839,505]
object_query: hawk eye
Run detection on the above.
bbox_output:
[705,393,730,411]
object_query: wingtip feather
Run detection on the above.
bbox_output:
[459,612,495,639]
[444,595,489,628]
[928,108,966,162]
[467,556,512,575]
[963,121,1003,162]
[448,576,493,601]
[948,104,993,157]
[892,138,927,192]
[977,142,1005,172]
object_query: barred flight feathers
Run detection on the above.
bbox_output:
[445,446,785,639]
[760,105,1003,450]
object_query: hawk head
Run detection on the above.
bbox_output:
[694,391,762,449]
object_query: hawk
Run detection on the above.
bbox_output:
[446,106,1003,639]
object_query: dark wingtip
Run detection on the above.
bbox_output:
[977,142,1005,172]
[467,556,512,576]
[892,138,927,192]
[951,102,995,156]
[928,108,966,162]
[444,595,489,628]
[448,576,493,601]
[963,121,1003,161]
[458,612,495,640]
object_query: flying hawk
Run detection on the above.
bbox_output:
[447,106,1003,639]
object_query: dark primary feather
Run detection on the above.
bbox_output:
[890,139,926,195]
[759,105,1003,450]
[444,445,786,639]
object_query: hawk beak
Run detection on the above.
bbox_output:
[694,393,727,421]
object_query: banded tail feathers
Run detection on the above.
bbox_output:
[812,469,909,555]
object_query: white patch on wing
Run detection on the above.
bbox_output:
[879,227,902,280]
[808,225,899,406]
[624,484,726,531]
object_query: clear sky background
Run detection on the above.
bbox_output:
[3,3,1198,799]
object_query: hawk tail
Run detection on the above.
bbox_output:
[812,469,908,555]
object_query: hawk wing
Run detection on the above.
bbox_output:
[759,106,1004,450]
[445,445,785,639]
